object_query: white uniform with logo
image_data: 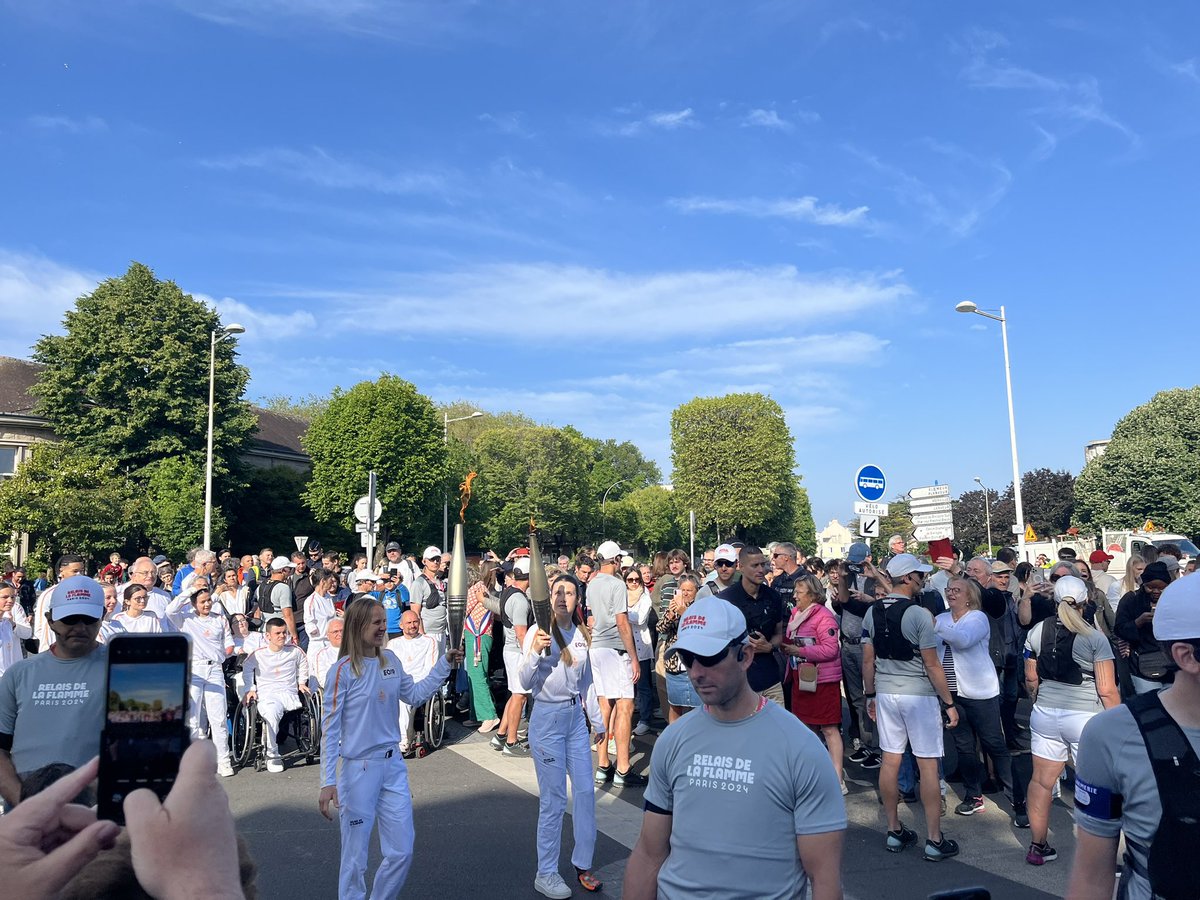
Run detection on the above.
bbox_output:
[243,644,309,765]
[110,611,164,634]
[386,634,437,750]
[309,643,340,692]
[167,598,234,767]
[321,650,451,900]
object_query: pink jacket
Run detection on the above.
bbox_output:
[784,602,842,684]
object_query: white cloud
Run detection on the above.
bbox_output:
[742,109,792,131]
[605,107,699,136]
[669,195,872,228]
[647,108,695,129]
[478,112,533,137]
[191,293,317,341]
[0,251,102,358]
[198,147,453,196]
[28,115,108,134]
[1172,59,1200,84]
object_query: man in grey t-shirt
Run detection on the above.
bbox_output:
[409,546,449,643]
[624,595,845,900]
[0,576,109,807]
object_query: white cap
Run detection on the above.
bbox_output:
[666,597,749,658]
[350,570,381,590]
[271,557,294,572]
[1154,572,1200,641]
[714,543,738,563]
[422,545,442,560]
[511,557,531,577]
[596,540,624,562]
[50,575,105,621]
[621,554,635,569]
[885,553,933,578]
[1054,575,1089,606]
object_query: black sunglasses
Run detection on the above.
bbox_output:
[625,577,642,584]
[675,640,741,669]
[715,560,736,568]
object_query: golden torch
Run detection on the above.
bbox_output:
[528,519,553,656]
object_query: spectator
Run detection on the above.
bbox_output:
[387,611,438,758]
[656,575,701,723]
[0,583,32,678]
[1115,561,1173,694]
[717,546,786,706]
[623,568,656,735]
[32,555,86,652]
[465,563,500,733]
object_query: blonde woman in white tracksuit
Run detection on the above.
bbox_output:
[519,574,606,899]
[318,596,463,900]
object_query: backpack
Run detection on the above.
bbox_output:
[499,585,534,630]
[259,580,291,618]
[1036,620,1090,685]
[870,597,918,662]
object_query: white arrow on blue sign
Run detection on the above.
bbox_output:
[855,464,887,503]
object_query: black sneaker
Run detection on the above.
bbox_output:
[849,746,871,764]
[594,764,614,785]
[614,769,648,787]
[1026,841,1057,865]
[1013,802,1030,829]
[886,826,918,853]
[924,836,961,861]
[860,752,882,770]
[955,796,985,816]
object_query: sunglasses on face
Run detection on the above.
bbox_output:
[626,577,642,584]
[675,640,740,669]
[715,560,736,568]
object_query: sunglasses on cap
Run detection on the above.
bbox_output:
[675,636,746,669]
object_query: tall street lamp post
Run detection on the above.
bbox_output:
[956,301,1026,562]
[204,323,246,551]
[601,479,629,538]
[444,411,484,550]
[974,475,993,557]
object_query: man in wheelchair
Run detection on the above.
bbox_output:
[242,617,311,773]
[387,610,438,758]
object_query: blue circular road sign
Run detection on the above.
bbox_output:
[855,464,887,502]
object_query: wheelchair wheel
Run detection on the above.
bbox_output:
[424,690,445,749]
[231,701,258,770]
[297,690,322,762]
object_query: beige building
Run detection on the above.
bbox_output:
[817,518,853,561]
[0,356,309,564]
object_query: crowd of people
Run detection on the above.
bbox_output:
[1,529,1199,899]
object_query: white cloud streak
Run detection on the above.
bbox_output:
[0,251,102,358]
[742,108,792,131]
[28,115,108,134]
[198,147,453,197]
[670,195,872,228]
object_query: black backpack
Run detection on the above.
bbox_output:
[870,597,918,662]
[499,585,534,629]
[1036,620,1089,685]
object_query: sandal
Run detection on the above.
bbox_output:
[575,867,602,893]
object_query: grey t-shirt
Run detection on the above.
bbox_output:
[409,575,448,635]
[644,700,846,900]
[1074,701,1200,900]
[503,589,530,652]
[0,645,109,774]
[587,572,627,650]
[1024,621,1114,714]
[863,596,938,696]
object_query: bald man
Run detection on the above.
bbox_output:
[387,611,439,758]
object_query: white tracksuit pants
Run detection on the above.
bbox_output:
[257,692,300,764]
[337,749,415,900]
[397,702,418,749]
[188,661,230,766]
[529,699,597,877]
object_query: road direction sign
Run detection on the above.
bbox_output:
[859,516,881,538]
[360,531,376,548]
[354,523,371,533]
[354,495,383,524]
[855,465,887,502]
[911,512,954,526]
[854,501,890,517]
[914,524,955,541]
[909,497,953,512]
[909,484,950,500]
[293,535,308,552]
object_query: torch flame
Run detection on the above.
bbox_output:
[458,472,477,522]
[530,517,536,533]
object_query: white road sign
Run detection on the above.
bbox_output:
[853,501,890,517]
[354,495,383,524]
[354,523,371,533]
[360,531,376,548]
[911,512,954,526]
[914,524,955,541]
[909,484,950,500]
[909,496,953,511]
[859,516,881,538]
[294,535,308,552]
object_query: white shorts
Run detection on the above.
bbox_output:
[1030,704,1095,763]
[590,647,635,700]
[503,647,529,695]
[875,693,944,758]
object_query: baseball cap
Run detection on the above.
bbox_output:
[1154,573,1200,641]
[714,543,738,564]
[885,553,933,578]
[151,554,168,566]
[270,557,294,572]
[350,570,381,590]
[50,575,105,621]
[422,546,442,560]
[385,542,401,552]
[596,540,624,562]
[666,597,749,658]
[1089,549,1113,564]
[511,557,531,577]
[1054,575,1089,606]
[991,561,1014,575]
[621,554,635,569]
[847,542,870,565]
[1162,555,1181,575]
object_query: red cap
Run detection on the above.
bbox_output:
[1089,549,1113,564]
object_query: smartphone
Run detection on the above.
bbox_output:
[929,890,990,900]
[98,635,191,824]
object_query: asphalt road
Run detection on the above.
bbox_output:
[223,704,1082,899]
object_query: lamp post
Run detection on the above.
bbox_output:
[974,476,993,557]
[600,478,629,538]
[956,301,1025,562]
[204,323,245,551]
[444,411,484,550]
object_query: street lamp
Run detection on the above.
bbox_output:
[600,478,629,538]
[974,476,993,557]
[956,301,1026,562]
[444,411,485,550]
[204,323,245,550]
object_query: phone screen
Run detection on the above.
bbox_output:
[99,635,191,823]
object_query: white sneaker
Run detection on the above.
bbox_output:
[840,780,849,796]
[266,759,285,774]
[633,721,651,736]
[217,760,235,778]
[533,873,572,899]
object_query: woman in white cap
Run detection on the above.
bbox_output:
[1022,575,1120,866]
[519,574,606,898]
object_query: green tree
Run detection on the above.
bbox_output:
[579,434,662,502]
[259,393,330,423]
[670,393,796,539]
[30,262,257,493]
[226,466,333,555]
[994,468,1075,539]
[141,457,225,558]
[1075,387,1200,535]
[301,376,447,548]
[791,484,817,555]
[0,443,140,564]
[619,486,682,555]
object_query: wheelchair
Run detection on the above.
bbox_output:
[230,689,322,772]
[407,680,447,756]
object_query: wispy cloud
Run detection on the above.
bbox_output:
[193,293,317,341]
[478,112,533,137]
[1172,58,1200,84]
[0,250,102,358]
[742,108,793,131]
[603,107,699,137]
[198,147,454,197]
[28,114,108,134]
[819,16,908,44]
[669,195,872,229]
[170,0,480,42]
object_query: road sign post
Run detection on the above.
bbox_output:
[908,484,954,542]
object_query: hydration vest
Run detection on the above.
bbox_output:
[499,585,533,629]
[870,597,917,662]
[1122,691,1200,900]
[1036,619,1091,686]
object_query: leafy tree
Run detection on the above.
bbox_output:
[30,262,257,492]
[618,486,682,555]
[579,434,662,503]
[439,401,535,446]
[671,393,796,539]
[0,443,140,565]
[226,465,334,556]
[259,394,330,423]
[951,488,1003,556]
[301,375,447,548]
[140,457,225,559]
[791,484,817,555]
[1075,387,1200,535]
[993,468,1074,540]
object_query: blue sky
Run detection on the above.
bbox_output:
[3,2,1200,534]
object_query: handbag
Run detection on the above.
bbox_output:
[1134,647,1170,681]
[796,661,819,693]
